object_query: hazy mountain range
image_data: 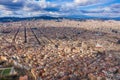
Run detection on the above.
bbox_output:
[0,15,120,22]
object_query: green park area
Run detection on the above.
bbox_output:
[0,68,11,76]
[2,68,11,76]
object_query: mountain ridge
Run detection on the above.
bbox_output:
[0,16,120,22]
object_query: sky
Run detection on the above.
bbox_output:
[0,0,120,18]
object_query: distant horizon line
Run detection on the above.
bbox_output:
[0,15,120,22]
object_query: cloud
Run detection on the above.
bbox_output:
[0,0,24,10]
[59,0,108,12]
[74,0,97,5]
[110,3,120,13]
[0,0,119,18]
[111,3,120,8]
[25,3,42,11]
[81,3,120,18]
